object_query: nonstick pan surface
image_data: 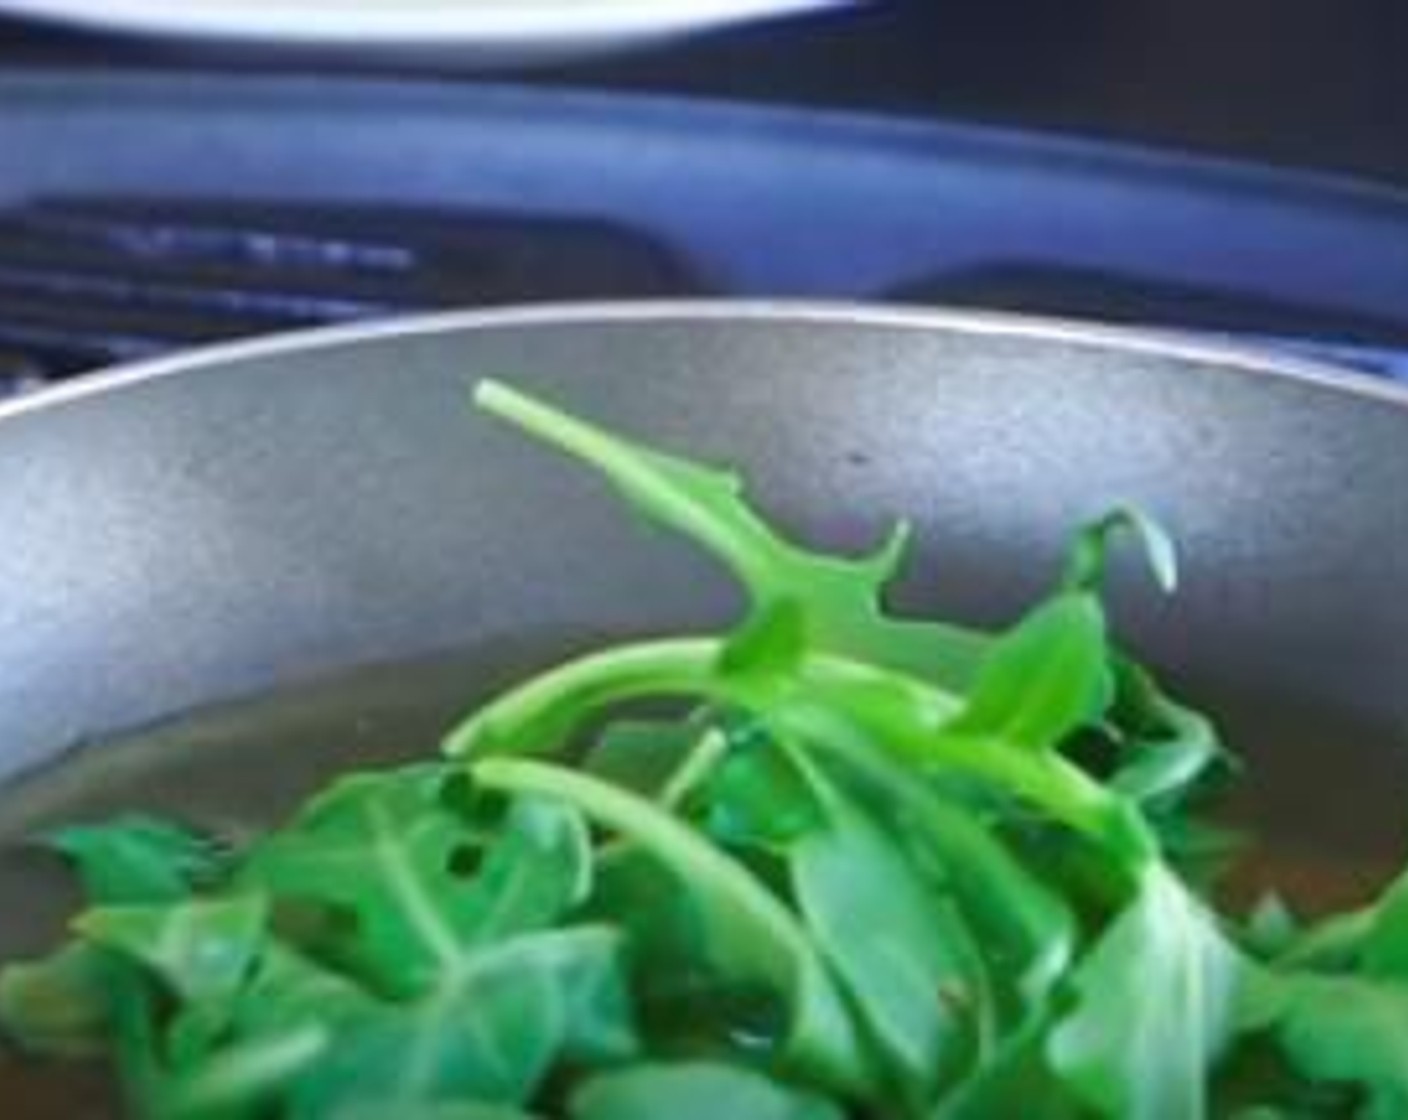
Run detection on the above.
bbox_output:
[1,301,1406,1114]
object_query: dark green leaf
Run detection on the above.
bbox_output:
[585,719,702,798]
[75,893,267,1007]
[104,957,174,1119]
[1242,970,1408,1120]
[703,729,821,851]
[1058,514,1233,869]
[1362,868,1408,980]
[588,846,782,1057]
[570,1061,844,1120]
[165,938,374,1074]
[324,1105,541,1120]
[765,744,986,1098]
[472,756,874,1097]
[932,1012,1086,1120]
[43,814,232,904]
[163,1021,335,1119]
[755,710,1077,1016]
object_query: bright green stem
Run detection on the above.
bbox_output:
[442,639,722,758]
[476,381,774,590]
[444,639,1157,873]
[661,729,730,812]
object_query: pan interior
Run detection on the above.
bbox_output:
[1,305,1407,1113]
[0,643,1404,1116]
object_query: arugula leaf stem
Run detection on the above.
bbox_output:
[661,729,730,812]
[477,381,775,591]
[469,755,874,1097]
[447,639,1156,876]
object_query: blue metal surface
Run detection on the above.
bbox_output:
[0,73,1405,381]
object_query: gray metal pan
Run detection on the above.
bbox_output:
[2,301,1407,1114]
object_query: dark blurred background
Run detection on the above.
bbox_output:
[0,0,1405,391]
[4,0,1408,184]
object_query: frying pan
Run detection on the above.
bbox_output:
[2,300,1408,1115]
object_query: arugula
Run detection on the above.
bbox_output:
[1047,866,1244,1119]
[470,755,874,1098]
[238,764,591,997]
[4,377,1406,1119]
[469,381,986,690]
[44,814,236,904]
[570,1061,843,1120]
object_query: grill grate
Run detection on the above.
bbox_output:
[887,266,1408,380]
[0,196,706,386]
[1,194,1406,393]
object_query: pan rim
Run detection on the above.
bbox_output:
[2,297,1406,423]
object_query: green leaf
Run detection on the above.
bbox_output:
[584,719,702,798]
[1105,661,1230,809]
[1061,507,1178,595]
[703,726,822,851]
[473,380,985,687]
[43,814,233,904]
[1362,867,1408,979]
[888,783,1076,1016]
[232,939,373,1034]
[74,893,280,1099]
[163,1021,335,1119]
[5,381,1321,1120]
[161,940,376,1108]
[162,937,372,1080]
[790,775,988,1099]
[923,589,1159,874]
[293,927,635,1114]
[240,764,590,996]
[1268,908,1373,972]
[719,700,1077,1018]
[1243,971,1408,1120]
[0,942,115,1057]
[1047,866,1243,1120]
[719,599,809,681]
[678,713,1070,1070]
[583,847,717,1035]
[324,1105,541,1120]
[932,1012,1086,1120]
[74,893,267,1007]
[570,1061,845,1120]
[711,738,987,1100]
[1058,513,1233,864]
[105,956,176,1119]
[944,592,1112,753]
[471,756,874,1098]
